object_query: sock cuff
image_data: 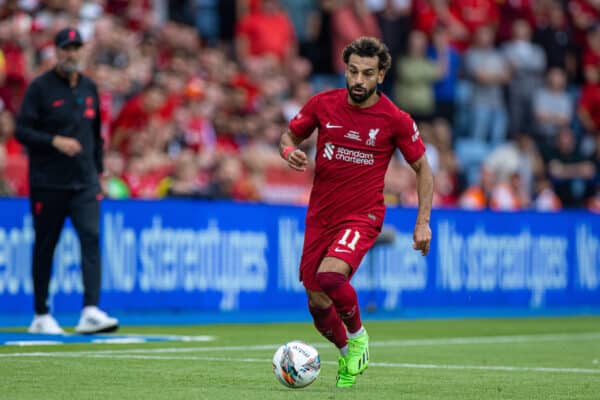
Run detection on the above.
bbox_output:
[316,271,347,292]
[347,326,365,338]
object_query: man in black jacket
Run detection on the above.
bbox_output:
[16,27,118,335]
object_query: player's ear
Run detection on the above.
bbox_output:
[377,69,385,84]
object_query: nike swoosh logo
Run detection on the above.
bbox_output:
[334,248,352,253]
[326,122,342,129]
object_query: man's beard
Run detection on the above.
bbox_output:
[58,60,80,75]
[346,82,376,104]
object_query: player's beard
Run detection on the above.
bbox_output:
[346,83,376,104]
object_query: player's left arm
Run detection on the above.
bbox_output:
[410,155,433,256]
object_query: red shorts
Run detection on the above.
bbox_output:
[299,221,381,291]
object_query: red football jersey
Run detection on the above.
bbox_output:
[289,88,425,226]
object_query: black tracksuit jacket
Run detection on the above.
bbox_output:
[16,68,103,189]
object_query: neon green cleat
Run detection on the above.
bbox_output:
[346,329,369,375]
[336,355,356,388]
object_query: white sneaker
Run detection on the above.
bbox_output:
[28,314,64,334]
[74,306,119,334]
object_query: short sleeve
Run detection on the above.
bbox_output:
[393,111,426,164]
[288,94,320,138]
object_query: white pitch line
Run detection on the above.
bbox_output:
[372,332,600,347]
[117,334,215,342]
[1,331,599,357]
[369,362,600,374]
[2,352,599,375]
[0,345,278,357]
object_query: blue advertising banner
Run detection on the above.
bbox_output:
[0,198,598,314]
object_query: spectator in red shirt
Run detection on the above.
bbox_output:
[496,0,536,43]
[0,143,14,195]
[0,109,22,155]
[449,0,499,50]
[122,154,163,198]
[0,16,29,112]
[176,78,217,154]
[235,0,297,65]
[0,109,26,195]
[110,83,167,156]
[578,64,600,137]
[412,0,468,50]
[568,0,600,47]
[331,0,381,74]
[105,0,154,32]
[583,23,600,85]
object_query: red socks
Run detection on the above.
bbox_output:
[308,272,363,350]
[308,303,348,349]
[316,272,363,334]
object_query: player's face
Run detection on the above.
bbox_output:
[345,54,385,105]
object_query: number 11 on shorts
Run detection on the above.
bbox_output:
[338,229,361,251]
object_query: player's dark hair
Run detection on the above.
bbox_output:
[342,37,391,73]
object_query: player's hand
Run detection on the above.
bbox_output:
[413,222,431,256]
[286,149,308,172]
[52,135,82,156]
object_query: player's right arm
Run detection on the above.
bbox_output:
[279,129,308,172]
[280,93,321,172]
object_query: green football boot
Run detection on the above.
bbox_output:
[346,329,369,375]
[336,355,356,388]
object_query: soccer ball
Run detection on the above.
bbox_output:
[272,341,321,388]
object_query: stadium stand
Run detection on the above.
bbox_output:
[0,0,598,210]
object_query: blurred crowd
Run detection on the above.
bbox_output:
[0,0,599,211]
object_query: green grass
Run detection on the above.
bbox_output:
[1,317,599,399]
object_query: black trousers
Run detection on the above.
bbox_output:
[30,185,101,314]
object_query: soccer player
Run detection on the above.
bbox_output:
[279,36,433,387]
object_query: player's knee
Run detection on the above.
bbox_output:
[316,272,347,293]
[308,298,330,310]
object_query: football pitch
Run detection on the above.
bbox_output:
[1,316,599,399]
